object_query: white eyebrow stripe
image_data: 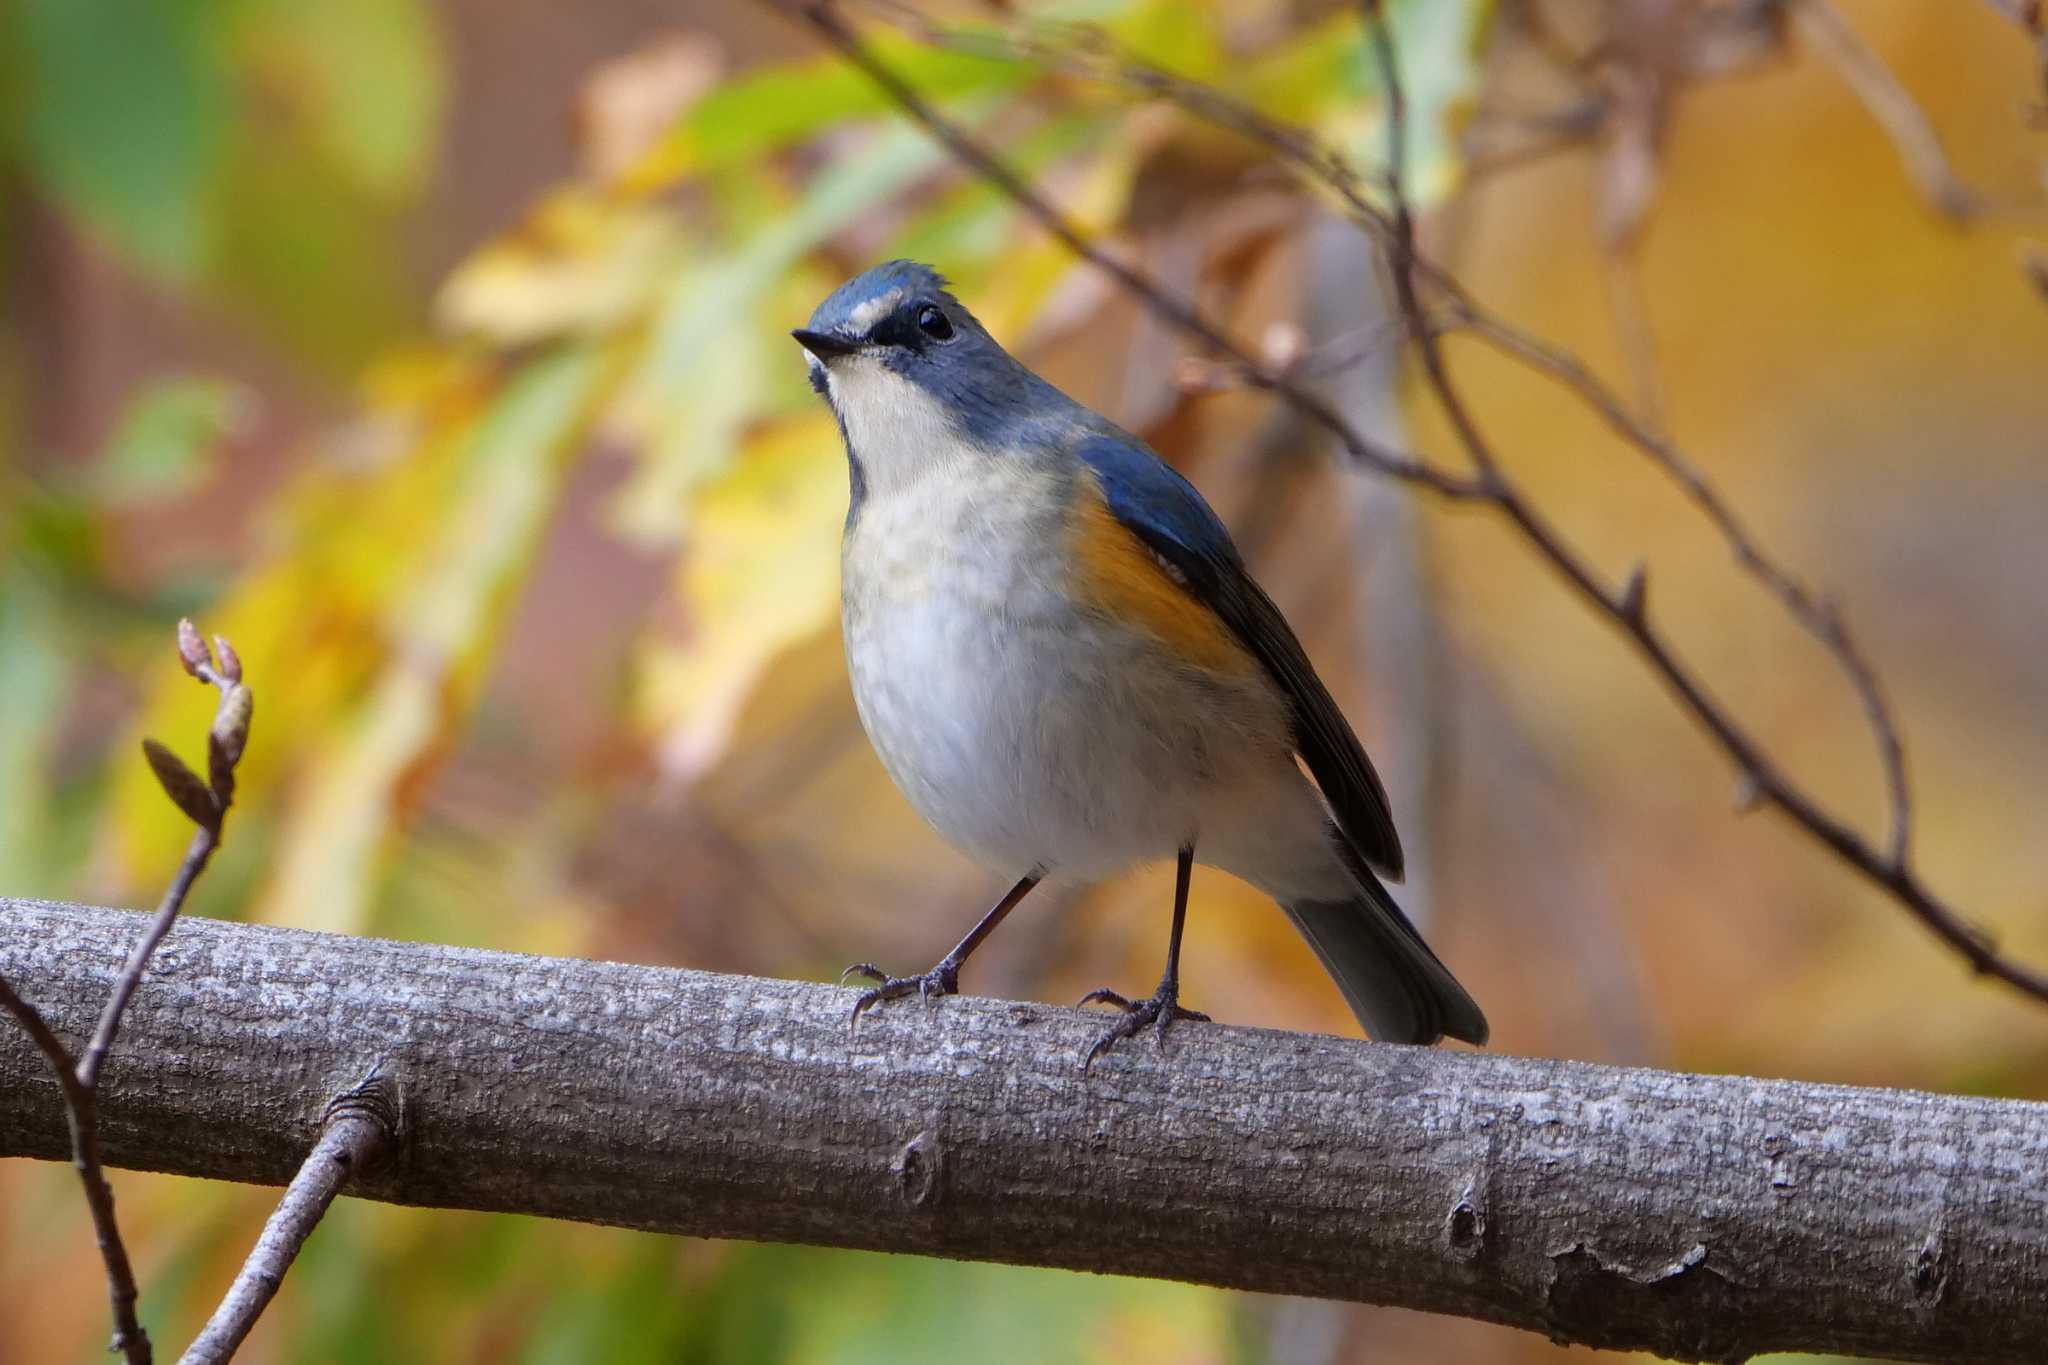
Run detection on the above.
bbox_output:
[843,289,903,335]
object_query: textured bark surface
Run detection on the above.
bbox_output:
[3,897,2044,1363]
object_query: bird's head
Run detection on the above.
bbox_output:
[795,262,1049,483]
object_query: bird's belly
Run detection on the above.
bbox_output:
[844,567,1290,879]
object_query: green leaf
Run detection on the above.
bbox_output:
[142,736,218,828]
[890,111,1102,267]
[86,379,243,506]
[231,0,446,199]
[697,1245,1235,1365]
[633,33,1029,185]
[209,123,418,372]
[1384,0,1486,200]
[1101,0,1227,80]
[16,0,228,278]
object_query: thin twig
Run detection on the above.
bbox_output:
[777,2,2048,1003]
[0,620,255,1364]
[181,1072,399,1365]
[787,2,1487,500]
[78,827,218,1091]
[0,977,148,1362]
[1091,22,1919,858]
[874,0,1921,920]
[1359,0,2033,996]
[1790,0,1980,220]
[1444,304,1914,867]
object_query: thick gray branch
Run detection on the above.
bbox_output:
[2,897,2043,1363]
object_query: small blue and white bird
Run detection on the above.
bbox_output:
[795,260,1486,1065]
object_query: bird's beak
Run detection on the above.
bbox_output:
[792,329,861,361]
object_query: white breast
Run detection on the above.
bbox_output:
[841,450,1309,886]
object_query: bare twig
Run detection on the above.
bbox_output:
[181,1072,399,1365]
[786,2,1488,500]
[777,2,2048,1002]
[1441,304,1915,868]
[1790,0,1979,219]
[0,620,254,1364]
[1067,28,1917,866]
[0,976,148,1361]
[1358,2,2029,991]
[1980,0,2048,96]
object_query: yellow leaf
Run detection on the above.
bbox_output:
[255,344,610,932]
[634,413,846,784]
[436,190,683,345]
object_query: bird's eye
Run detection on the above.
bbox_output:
[915,304,954,341]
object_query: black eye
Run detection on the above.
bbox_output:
[916,304,954,341]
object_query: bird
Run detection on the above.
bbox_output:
[794,259,1487,1067]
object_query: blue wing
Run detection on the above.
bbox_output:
[1073,430,1406,881]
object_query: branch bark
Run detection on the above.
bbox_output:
[3,898,2043,1364]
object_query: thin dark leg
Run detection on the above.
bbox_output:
[1160,843,1193,997]
[842,873,1040,1029]
[1079,845,1210,1070]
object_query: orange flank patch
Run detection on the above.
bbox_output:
[1069,485,1254,675]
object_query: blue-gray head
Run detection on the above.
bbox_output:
[795,262,1069,495]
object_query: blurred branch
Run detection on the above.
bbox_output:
[1982,0,2046,31]
[3,899,2045,1364]
[0,620,253,1365]
[2027,244,2048,303]
[1981,0,2048,98]
[1788,0,1978,219]
[780,0,2048,1005]
[779,3,1489,499]
[181,1073,398,1365]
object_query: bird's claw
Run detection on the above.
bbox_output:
[841,960,959,1032]
[1077,983,1210,1070]
[1075,987,1133,1011]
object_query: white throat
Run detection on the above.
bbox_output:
[823,355,968,496]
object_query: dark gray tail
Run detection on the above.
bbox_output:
[1283,879,1488,1046]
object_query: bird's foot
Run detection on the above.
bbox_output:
[1076,983,1210,1071]
[840,960,959,1031]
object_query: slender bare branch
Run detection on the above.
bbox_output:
[786,2,1487,499]
[0,976,148,1362]
[181,1073,399,1365]
[1357,2,2041,998]
[780,0,2048,1003]
[1790,0,1979,220]
[856,2,1916,867]
[0,620,256,1364]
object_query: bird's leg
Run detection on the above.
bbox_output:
[842,873,1040,1030]
[1079,845,1210,1070]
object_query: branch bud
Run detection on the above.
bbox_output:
[212,635,244,685]
[177,618,214,680]
[1618,563,1649,624]
[210,683,254,773]
[1733,772,1765,814]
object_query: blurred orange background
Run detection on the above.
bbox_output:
[3,1,2044,1360]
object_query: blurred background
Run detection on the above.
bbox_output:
[3,0,2045,1360]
